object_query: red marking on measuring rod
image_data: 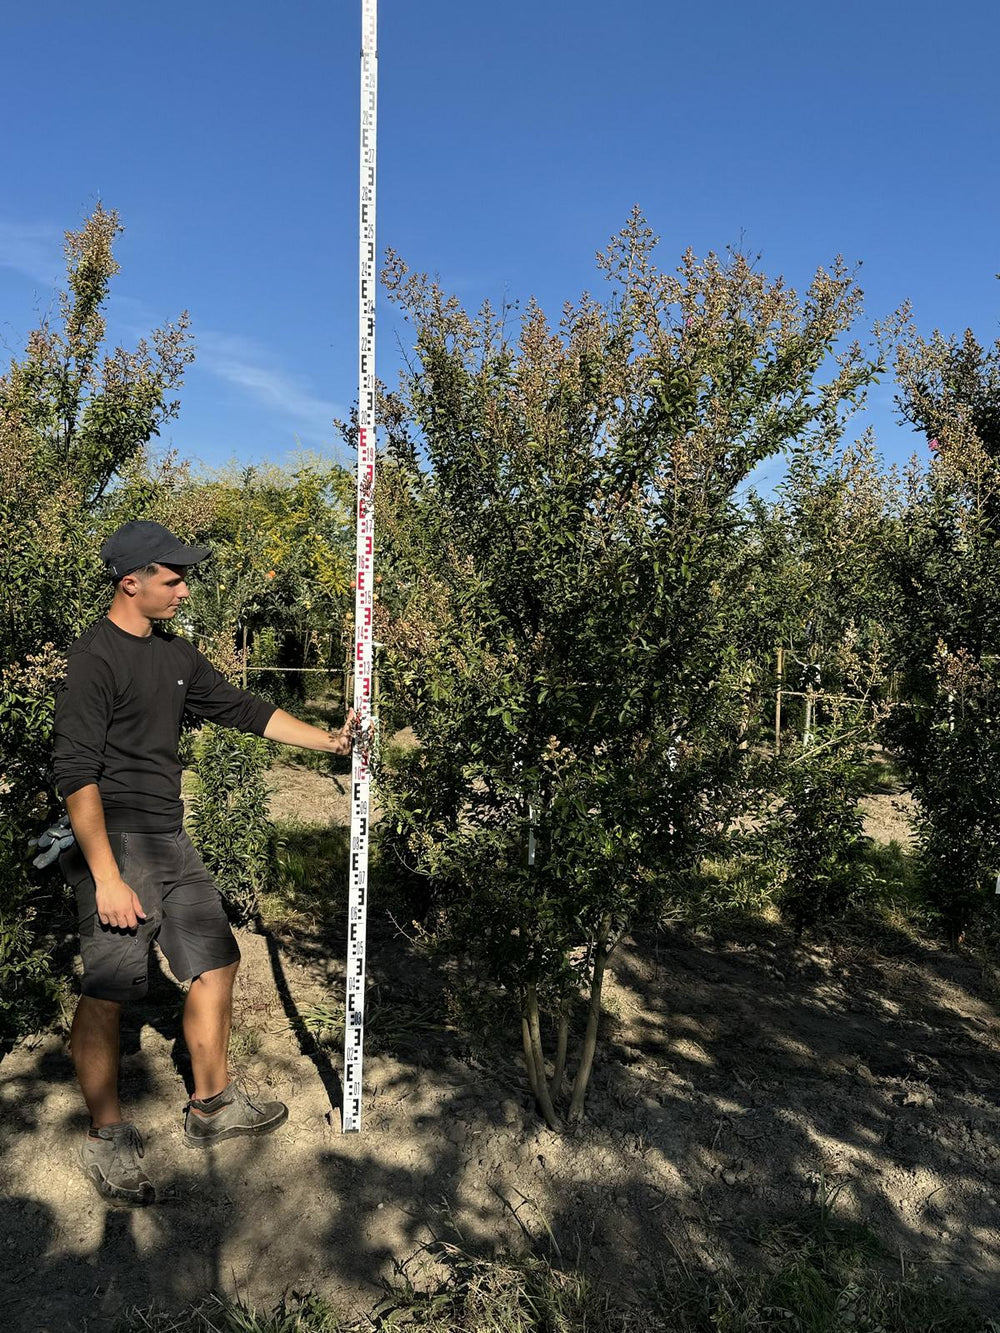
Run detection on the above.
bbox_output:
[344,0,377,1135]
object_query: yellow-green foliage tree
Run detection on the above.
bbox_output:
[182,461,355,677]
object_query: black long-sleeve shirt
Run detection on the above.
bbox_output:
[52,618,276,832]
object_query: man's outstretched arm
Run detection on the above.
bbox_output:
[263,707,355,756]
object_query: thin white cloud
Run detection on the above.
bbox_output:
[196,329,343,436]
[0,221,62,285]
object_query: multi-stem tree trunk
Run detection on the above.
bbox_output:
[525,984,561,1130]
[568,915,613,1124]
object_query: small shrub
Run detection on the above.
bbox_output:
[884,645,1000,943]
[759,742,876,938]
[188,724,278,923]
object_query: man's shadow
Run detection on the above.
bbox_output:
[256,919,345,1123]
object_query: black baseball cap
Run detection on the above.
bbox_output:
[100,521,211,581]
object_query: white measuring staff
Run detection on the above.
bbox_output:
[343,0,378,1134]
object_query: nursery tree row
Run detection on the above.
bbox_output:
[3,209,1000,1126]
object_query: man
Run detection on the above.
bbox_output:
[53,520,354,1206]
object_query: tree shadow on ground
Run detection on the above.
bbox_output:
[250,825,1000,1311]
[5,868,1000,1327]
[585,916,1000,1302]
[257,917,344,1117]
[238,822,1000,1310]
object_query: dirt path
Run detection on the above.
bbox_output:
[4,779,1000,1329]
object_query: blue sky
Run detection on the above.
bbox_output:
[1,0,998,480]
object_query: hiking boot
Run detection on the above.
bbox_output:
[183,1081,288,1149]
[79,1122,155,1206]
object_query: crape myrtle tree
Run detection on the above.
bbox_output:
[373,211,876,1127]
[0,207,192,1042]
[885,323,1000,942]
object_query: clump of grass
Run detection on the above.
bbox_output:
[673,837,951,947]
[115,1290,342,1331]
[862,838,937,929]
[227,1027,262,1063]
[373,1249,640,1331]
[659,1182,995,1333]
[297,994,451,1055]
[669,853,778,928]
[116,1209,1000,1332]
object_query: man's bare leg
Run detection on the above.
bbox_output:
[72,994,154,1204]
[183,960,239,1107]
[181,960,287,1145]
[70,995,123,1128]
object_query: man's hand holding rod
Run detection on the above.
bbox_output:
[263,707,356,755]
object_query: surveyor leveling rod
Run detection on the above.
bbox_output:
[343,0,378,1135]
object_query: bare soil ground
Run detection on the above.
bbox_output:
[4,770,1000,1330]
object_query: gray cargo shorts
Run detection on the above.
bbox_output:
[60,829,241,1005]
